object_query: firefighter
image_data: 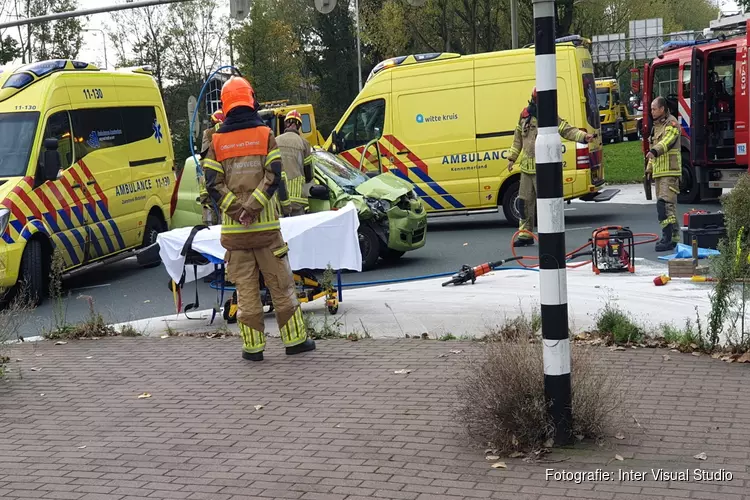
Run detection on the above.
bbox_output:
[203,76,315,361]
[645,96,682,252]
[507,87,594,247]
[276,110,314,217]
[198,110,225,226]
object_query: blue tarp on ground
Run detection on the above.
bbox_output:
[658,243,721,261]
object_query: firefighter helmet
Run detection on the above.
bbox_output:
[284,109,303,126]
[221,77,256,114]
[210,110,225,124]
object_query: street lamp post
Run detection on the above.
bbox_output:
[82,28,107,69]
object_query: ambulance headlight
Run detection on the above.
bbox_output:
[0,208,9,236]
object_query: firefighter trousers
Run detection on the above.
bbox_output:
[518,172,537,239]
[226,243,307,354]
[655,176,680,243]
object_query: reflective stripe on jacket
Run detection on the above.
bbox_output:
[649,113,682,179]
[204,125,290,250]
[276,131,313,205]
[508,113,587,175]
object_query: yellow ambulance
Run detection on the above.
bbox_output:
[325,36,619,225]
[0,59,175,305]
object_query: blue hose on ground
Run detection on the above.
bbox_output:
[207,265,538,292]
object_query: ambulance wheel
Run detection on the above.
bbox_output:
[140,214,166,268]
[380,248,405,263]
[19,239,46,307]
[358,225,380,271]
[627,129,639,141]
[501,181,521,227]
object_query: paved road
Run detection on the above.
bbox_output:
[18,197,721,337]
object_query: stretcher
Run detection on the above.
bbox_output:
[156,202,362,324]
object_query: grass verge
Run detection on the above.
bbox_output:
[602,140,642,184]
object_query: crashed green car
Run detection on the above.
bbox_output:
[172,150,427,271]
[307,151,427,271]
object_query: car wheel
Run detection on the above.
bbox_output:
[358,225,381,271]
[20,239,46,307]
[677,151,700,205]
[501,180,521,227]
[380,248,405,263]
[140,214,165,268]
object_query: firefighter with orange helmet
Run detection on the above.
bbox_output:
[198,109,225,226]
[507,86,594,246]
[203,76,314,361]
[276,109,314,217]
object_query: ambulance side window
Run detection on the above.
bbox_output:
[70,107,125,161]
[40,111,74,170]
[340,99,385,150]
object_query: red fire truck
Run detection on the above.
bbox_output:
[641,15,750,204]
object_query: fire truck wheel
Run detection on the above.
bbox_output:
[677,151,700,205]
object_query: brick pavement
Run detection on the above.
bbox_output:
[0,337,749,500]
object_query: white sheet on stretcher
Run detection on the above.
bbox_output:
[157,201,362,284]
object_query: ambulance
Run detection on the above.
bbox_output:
[0,59,176,305]
[325,36,619,225]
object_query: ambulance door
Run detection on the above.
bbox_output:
[35,110,86,267]
[390,60,478,212]
[66,73,130,259]
[334,97,391,173]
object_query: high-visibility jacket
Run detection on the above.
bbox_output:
[203,125,290,250]
[648,112,681,179]
[508,111,587,175]
[275,130,313,206]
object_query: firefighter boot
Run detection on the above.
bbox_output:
[514,198,534,247]
[655,224,677,252]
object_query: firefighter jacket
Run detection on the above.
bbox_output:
[275,130,314,206]
[648,112,681,179]
[508,111,587,175]
[198,125,220,208]
[203,124,290,251]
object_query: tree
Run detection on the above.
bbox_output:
[28,0,82,61]
[108,5,171,92]
[0,35,20,64]
[234,0,302,103]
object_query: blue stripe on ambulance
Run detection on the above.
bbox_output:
[107,220,126,250]
[2,232,12,244]
[96,200,111,220]
[53,231,80,266]
[42,212,61,233]
[84,202,99,222]
[408,168,464,209]
[71,206,85,225]
[96,222,116,253]
[57,210,74,230]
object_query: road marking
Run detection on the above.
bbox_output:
[70,283,111,292]
[564,208,576,212]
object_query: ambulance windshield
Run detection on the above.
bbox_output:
[0,111,39,177]
[313,151,369,191]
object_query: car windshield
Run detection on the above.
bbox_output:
[597,89,610,110]
[0,112,39,177]
[313,151,369,193]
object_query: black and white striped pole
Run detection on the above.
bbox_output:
[532,0,572,445]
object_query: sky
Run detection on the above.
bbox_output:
[0,0,745,70]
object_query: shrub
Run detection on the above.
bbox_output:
[457,336,624,454]
[596,303,644,344]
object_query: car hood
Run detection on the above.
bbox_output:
[354,172,412,202]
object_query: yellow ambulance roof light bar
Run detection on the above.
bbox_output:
[0,59,99,103]
[366,52,461,83]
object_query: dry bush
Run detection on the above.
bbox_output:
[456,338,624,454]
[0,285,33,376]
